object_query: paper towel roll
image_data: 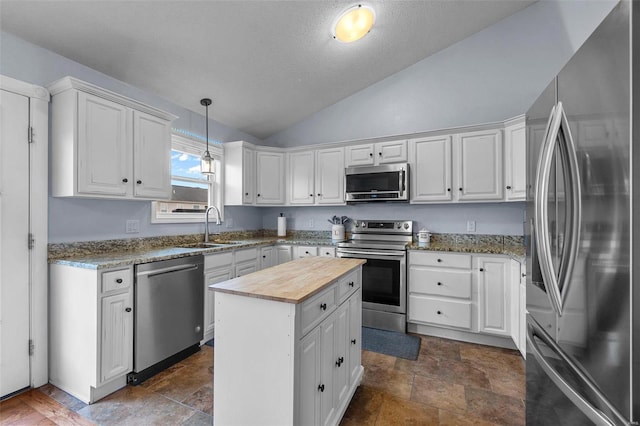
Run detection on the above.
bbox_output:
[277,216,287,237]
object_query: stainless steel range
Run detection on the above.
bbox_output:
[336,219,413,333]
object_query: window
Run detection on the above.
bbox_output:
[151,132,224,223]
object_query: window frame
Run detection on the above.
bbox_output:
[151,132,224,224]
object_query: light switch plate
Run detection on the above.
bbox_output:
[466,220,476,232]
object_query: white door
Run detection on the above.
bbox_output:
[315,148,344,205]
[77,92,130,197]
[456,130,504,201]
[133,110,171,199]
[375,140,407,164]
[0,89,31,397]
[476,256,510,337]
[256,151,285,204]
[504,122,526,201]
[242,148,255,204]
[344,144,374,167]
[409,135,452,202]
[288,151,315,204]
[100,291,133,383]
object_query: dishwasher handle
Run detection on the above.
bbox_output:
[137,263,200,278]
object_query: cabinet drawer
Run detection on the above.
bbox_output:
[235,247,258,263]
[101,268,131,292]
[409,251,471,269]
[295,246,318,258]
[408,295,472,330]
[318,247,335,257]
[300,285,336,336]
[235,262,257,278]
[337,269,359,303]
[205,252,233,270]
[409,267,471,299]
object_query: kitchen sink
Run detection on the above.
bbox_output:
[180,241,243,249]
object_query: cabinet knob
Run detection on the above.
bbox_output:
[447,188,451,192]
[318,384,325,392]
[245,192,249,196]
[437,258,442,263]
[122,178,128,183]
[317,193,321,197]
[310,194,314,197]
[262,255,266,258]
[305,251,309,254]
[257,193,261,197]
[320,303,327,311]
[437,310,442,315]
[378,152,382,156]
[116,278,123,284]
[325,252,330,256]
[348,281,354,287]
[369,152,373,157]
[136,180,142,185]
[437,282,442,286]
[351,339,356,344]
[506,185,512,190]
[480,268,484,272]
[125,307,132,312]
[335,356,344,367]
[459,187,463,191]
[522,273,527,277]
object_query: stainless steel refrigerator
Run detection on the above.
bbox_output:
[525,1,638,425]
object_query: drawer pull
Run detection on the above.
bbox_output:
[351,339,356,344]
[122,178,128,183]
[480,268,484,272]
[348,281,354,287]
[318,384,325,392]
[437,310,442,315]
[125,307,132,312]
[116,278,123,284]
[437,258,442,263]
[437,282,442,286]
[320,303,327,311]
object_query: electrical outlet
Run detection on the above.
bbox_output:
[126,220,140,234]
[308,218,315,228]
[466,220,476,232]
[225,218,233,228]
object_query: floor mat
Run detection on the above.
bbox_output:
[361,327,421,360]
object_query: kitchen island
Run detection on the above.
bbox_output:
[210,256,366,426]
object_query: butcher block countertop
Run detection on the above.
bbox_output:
[209,257,366,304]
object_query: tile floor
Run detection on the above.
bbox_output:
[0,334,524,425]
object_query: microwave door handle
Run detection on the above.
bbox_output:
[398,168,405,197]
[534,104,564,316]
[526,315,625,426]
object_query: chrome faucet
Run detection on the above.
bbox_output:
[204,206,221,243]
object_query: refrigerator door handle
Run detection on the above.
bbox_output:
[527,315,628,426]
[555,102,582,311]
[534,104,564,314]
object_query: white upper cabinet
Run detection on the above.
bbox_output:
[256,151,285,204]
[409,135,452,202]
[288,150,316,205]
[49,77,175,200]
[345,140,407,167]
[504,119,526,201]
[225,141,285,206]
[315,147,345,205]
[456,129,503,201]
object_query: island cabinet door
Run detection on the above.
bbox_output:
[333,303,350,410]
[348,291,362,385]
[299,327,321,426]
[320,318,336,426]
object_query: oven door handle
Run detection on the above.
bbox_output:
[338,249,406,257]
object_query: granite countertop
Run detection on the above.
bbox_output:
[209,257,366,303]
[407,233,525,260]
[48,234,340,270]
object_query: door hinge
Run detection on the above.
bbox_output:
[28,233,35,250]
[28,126,34,144]
[29,339,34,356]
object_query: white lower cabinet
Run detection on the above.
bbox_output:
[234,247,258,277]
[276,245,293,264]
[49,264,133,403]
[408,250,523,350]
[260,245,275,269]
[319,246,336,258]
[203,253,233,343]
[295,245,319,258]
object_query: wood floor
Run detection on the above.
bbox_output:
[0,334,524,425]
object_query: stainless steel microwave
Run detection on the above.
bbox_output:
[345,163,409,202]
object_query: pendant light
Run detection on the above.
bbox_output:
[200,98,214,175]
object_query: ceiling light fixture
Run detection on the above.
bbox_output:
[200,98,214,175]
[333,4,375,43]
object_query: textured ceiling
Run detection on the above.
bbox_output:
[1,1,534,139]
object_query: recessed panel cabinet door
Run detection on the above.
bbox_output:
[288,151,315,204]
[133,110,171,199]
[77,92,130,196]
[476,256,510,337]
[299,327,321,426]
[204,268,233,339]
[410,135,452,202]
[504,122,526,201]
[456,130,503,201]
[101,291,133,383]
[256,151,285,204]
[315,148,344,205]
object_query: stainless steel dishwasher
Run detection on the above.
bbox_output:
[128,255,204,384]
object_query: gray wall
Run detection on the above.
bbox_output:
[0,0,617,243]
[265,0,618,148]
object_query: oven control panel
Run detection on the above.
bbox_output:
[352,220,413,234]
